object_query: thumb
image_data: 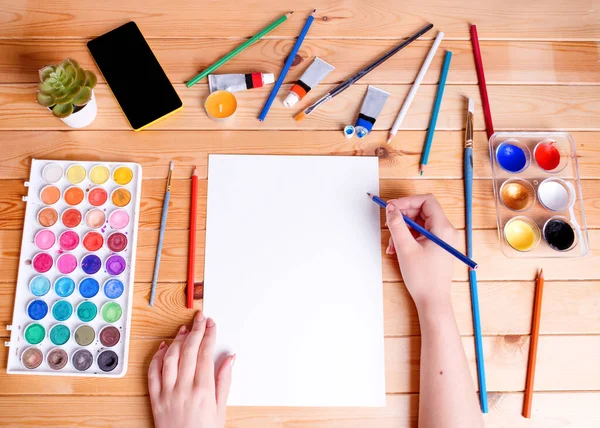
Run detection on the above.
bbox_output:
[216,354,235,415]
[386,202,418,254]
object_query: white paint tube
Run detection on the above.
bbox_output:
[355,86,390,138]
[283,57,335,108]
[208,73,275,93]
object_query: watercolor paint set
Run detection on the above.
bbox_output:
[489,132,589,258]
[5,159,142,377]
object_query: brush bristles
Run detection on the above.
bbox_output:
[468,98,474,114]
[293,111,307,122]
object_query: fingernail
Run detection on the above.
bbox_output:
[206,317,215,328]
[159,341,166,350]
[386,204,396,213]
[195,311,205,322]
[179,325,188,334]
[230,354,236,367]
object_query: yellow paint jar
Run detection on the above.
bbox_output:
[204,90,237,121]
[113,166,133,185]
[504,217,540,252]
[90,165,110,184]
[66,164,86,184]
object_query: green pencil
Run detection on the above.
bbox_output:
[186,11,294,88]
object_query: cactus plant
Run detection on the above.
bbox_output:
[36,58,97,118]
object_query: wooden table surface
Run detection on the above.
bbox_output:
[1,0,599,426]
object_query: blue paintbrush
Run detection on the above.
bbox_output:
[465,98,488,412]
[150,161,173,306]
[367,192,477,270]
[258,9,316,121]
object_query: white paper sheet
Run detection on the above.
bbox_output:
[203,155,385,407]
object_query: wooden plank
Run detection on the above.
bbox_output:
[2,39,600,85]
[1,229,599,283]
[1,335,599,394]
[1,178,598,231]
[2,280,599,339]
[2,83,600,131]
[1,131,598,180]
[0,392,599,427]
[1,0,598,39]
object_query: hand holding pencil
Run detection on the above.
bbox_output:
[384,195,458,307]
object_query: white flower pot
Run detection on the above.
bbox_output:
[56,91,98,129]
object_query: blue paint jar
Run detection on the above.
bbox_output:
[27,299,48,320]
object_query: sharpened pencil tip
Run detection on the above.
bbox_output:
[538,269,544,279]
[367,192,372,197]
[192,166,198,176]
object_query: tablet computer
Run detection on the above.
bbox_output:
[88,22,182,131]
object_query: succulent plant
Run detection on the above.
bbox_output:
[36,58,97,118]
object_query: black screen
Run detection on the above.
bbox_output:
[87,22,182,130]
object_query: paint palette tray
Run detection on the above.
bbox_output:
[5,159,142,377]
[489,132,589,258]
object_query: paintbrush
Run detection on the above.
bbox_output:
[293,23,434,122]
[150,161,174,306]
[465,98,488,413]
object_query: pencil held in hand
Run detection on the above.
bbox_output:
[367,193,477,269]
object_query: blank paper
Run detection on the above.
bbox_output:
[203,155,385,407]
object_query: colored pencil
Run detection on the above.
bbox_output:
[186,12,294,88]
[387,31,444,143]
[187,166,198,309]
[419,50,452,176]
[523,269,544,418]
[470,25,494,140]
[367,193,478,270]
[294,23,433,122]
[464,98,488,413]
[258,9,315,121]
[150,161,174,306]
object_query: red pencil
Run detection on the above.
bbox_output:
[523,269,544,418]
[187,166,198,309]
[470,25,494,140]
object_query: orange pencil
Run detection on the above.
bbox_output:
[187,167,198,309]
[523,269,544,418]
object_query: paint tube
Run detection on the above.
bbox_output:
[208,73,275,93]
[283,57,335,108]
[355,86,390,138]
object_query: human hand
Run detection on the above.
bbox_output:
[385,194,458,311]
[148,311,235,428]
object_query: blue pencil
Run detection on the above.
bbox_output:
[465,99,488,412]
[258,9,315,121]
[367,193,477,270]
[150,161,174,306]
[419,50,452,175]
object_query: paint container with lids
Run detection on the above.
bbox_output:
[6,159,142,378]
[489,132,589,258]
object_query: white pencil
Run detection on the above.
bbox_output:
[387,31,444,144]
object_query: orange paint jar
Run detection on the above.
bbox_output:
[64,186,84,206]
[40,185,60,205]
